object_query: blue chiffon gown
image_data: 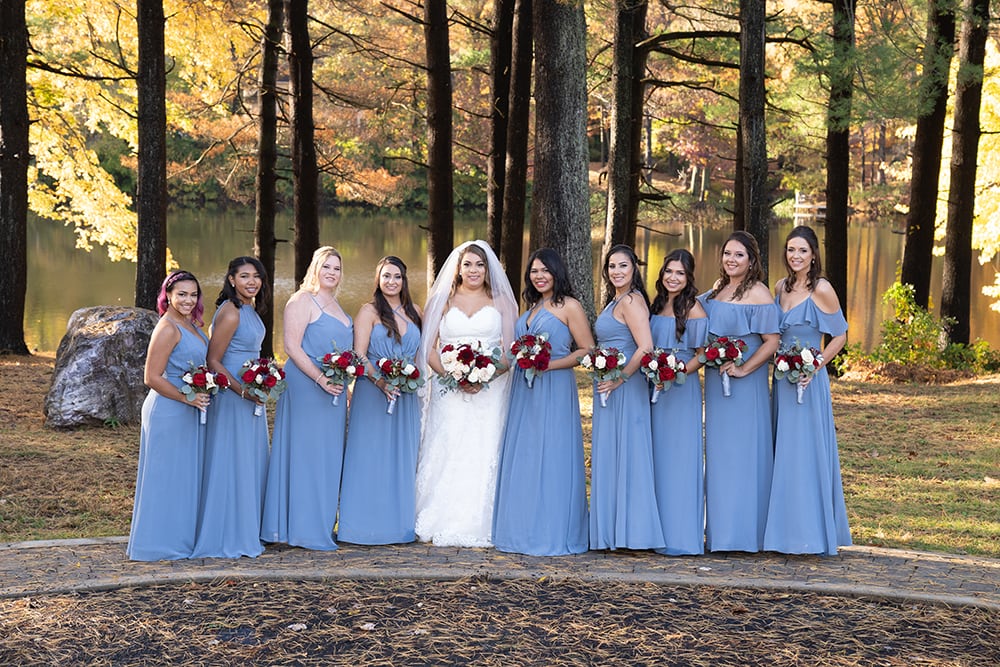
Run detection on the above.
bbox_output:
[699,297,779,552]
[338,323,421,544]
[192,304,269,558]
[493,309,589,556]
[260,305,352,550]
[127,323,209,561]
[764,296,852,555]
[589,299,665,550]
[649,314,709,555]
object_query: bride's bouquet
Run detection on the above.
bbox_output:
[509,333,552,388]
[774,341,823,404]
[319,348,366,406]
[239,357,287,416]
[376,356,424,414]
[437,341,503,398]
[578,347,627,408]
[698,335,747,397]
[180,363,229,424]
[638,348,687,404]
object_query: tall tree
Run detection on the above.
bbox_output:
[0,0,30,354]
[135,0,168,310]
[941,0,989,344]
[739,0,768,278]
[823,0,857,314]
[287,0,319,287]
[424,0,454,281]
[486,0,515,253]
[531,0,593,317]
[900,0,956,308]
[255,0,284,357]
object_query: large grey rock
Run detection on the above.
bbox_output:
[44,306,160,428]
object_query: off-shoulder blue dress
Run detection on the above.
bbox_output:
[260,303,352,550]
[589,299,665,550]
[192,303,269,559]
[699,296,779,552]
[649,314,708,555]
[338,323,421,545]
[127,323,209,561]
[764,295,852,555]
[493,308,589,555]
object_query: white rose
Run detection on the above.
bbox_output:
[206,375,217,389]
[666,354,677,367]
[595,356,607,370]
[255,374,264,384]
[776,359,790,373]
[346,366,356,376]
[182,372,193,384]
[801,349,814,364]
[403,363,416,375]
[647,360,659,371]
[467,367,482,384]
[581,355,592,368]
[484,363,496,379]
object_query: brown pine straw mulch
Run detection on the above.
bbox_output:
[2,577,998,666]
[840,360,974,384]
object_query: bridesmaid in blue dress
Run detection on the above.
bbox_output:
[338,256,423,544]
[261,246,352,550]
[699,231,780,553]
[590,244,665,550]
[649,249,709,555]
[192,257,270,559]
[493,248,595,556]
[765,225,851,555]
[127,271,210,561]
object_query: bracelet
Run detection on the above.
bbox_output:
[315,374,323,386]
[240,387,245,399]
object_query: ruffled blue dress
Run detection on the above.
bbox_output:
[192,304,268,559]
[649,314,709,555]
[493,308,589,556]
[338,323,421,544]
[764,295,852,555]
[589,299,665,550]
[127,323,209,561]
[260,302,352,550]
[699,296,779,552]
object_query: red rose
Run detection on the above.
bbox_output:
[640,353,653,366]
[660,367,675,382]
[536,350,551,370]
[725,344,739,359]
[457,347,476,364]
[336,355,351,369]
[355,364,365,377]
[242,369,257,383]
[192,371,207,387]
[517,357,533,369]
[380,359,393,373]
[409,368,420,379]
[263,374,278,388]
[216,374,230,388]
[441,344,454,353]
[322,353,333,364]
[606,354,619,369]
[705,346,720,361]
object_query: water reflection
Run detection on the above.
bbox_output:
[25,211,1000,356]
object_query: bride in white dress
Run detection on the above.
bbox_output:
[415,240,518,547]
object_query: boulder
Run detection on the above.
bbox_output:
[44,306,160,428]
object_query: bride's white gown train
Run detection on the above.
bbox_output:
[415,306,511,547]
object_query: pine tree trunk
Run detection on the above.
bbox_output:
[424,0,454,283]
[487,0,515,253]
[739,0,768,278]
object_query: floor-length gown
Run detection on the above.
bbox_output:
[192,304,268,558]
[699,297,779,552]
[764,296,852,555]
[649,314,709,555]
[589,299,665,550]
[338,323,421,544]
[492,309,588,556]
[415,306,511,547]
[260,304,352,550]
[127,324,209,561]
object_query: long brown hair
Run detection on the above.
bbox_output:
[372,256,422,342]
[782,225,823,293]
[708,230,765,301]
[650,249,699,338]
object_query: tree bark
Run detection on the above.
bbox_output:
[255,0,284,357]
[499,0,533,299]
[739,0,768,279]
[486,0,515,253]
[941,0,989,344]
[0,0,30,354]
[424,0,454,283]
[531,0,593,318]
[900,0,956,308]
[135,0,168,310]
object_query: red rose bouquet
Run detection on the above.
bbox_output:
[240,357,287,416]
[774,341,823,404]
[638,348,687,404]
[698,335,747,397]
[578,347,627,408]
[181,363,229,424]
[319,349,366,406]
[376,356,424,414]
[438,341,503,399]
[509,332,552,388]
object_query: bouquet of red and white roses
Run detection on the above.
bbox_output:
[438,341,503,397]
[240,357,287,416]
[181,363,229,424]
[698,335,747,397]
[774,341,823,404]
[578,347,628,408]
[376,356,424,414]
[319,349,366,406]
[510,332,552,389]
[638,348,687,404]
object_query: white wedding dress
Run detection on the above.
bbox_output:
[415,305,512,547]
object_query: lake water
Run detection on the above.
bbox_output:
[24,210,1000,356]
